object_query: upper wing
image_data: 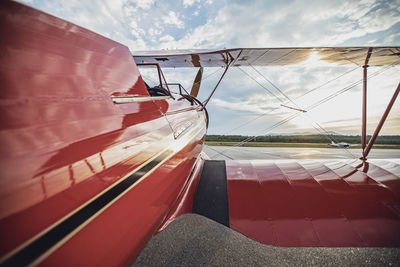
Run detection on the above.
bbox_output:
[132,47,400,68]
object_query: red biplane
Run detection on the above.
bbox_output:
[1,1,400,266]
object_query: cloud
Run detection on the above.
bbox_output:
[160,34,175,42]
[21,0,400,50]
[166,0,400,49]
[132,0,155,9]
[183,0,200,8]
[162,11,185,29]
[17,0,400,134]
[212,94,280,114]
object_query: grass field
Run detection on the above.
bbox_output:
[205,142,400,149]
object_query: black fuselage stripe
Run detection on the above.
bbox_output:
[1,150,171,267]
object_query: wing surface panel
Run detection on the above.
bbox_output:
[226,159,400,247]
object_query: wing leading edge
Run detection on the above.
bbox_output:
[133,47,400,68]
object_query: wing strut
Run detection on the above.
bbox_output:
[363,82,400,159]
[202,52,236,108]
[190,67,203,98]
[361,48,373,160]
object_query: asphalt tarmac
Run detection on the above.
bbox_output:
[203,145,400,160]
[134,214,400,266]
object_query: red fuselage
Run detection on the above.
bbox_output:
[0,2,207,265]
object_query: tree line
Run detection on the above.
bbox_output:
[206,135,400,145]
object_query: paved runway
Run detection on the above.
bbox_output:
[135,214,400,267]
[203,145,400,160]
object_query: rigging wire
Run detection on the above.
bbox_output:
[205,145,235,160]
[239,64,352,156]
[248,64,294,103]
[225,65,360,134]
[177,67,223,93]
[185,67,224,89]
[201,67,224,81]
[247,63,356,156]
[300,114,357,158]
[292,66,360,100]
[237,67,285,102]
[213,63,398,158]
[208,63,399,159]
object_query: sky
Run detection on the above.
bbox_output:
[20,0,400,136]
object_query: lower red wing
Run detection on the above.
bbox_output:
[226,159,400,247]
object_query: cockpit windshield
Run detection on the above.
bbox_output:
[137,63,171,97]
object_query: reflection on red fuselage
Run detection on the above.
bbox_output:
[0,2,207,265]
